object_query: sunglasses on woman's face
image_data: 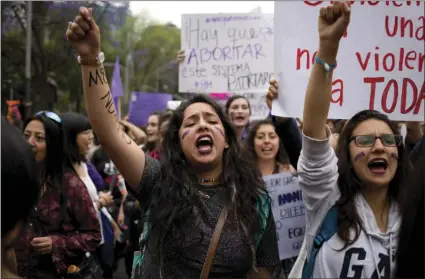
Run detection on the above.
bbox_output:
[35,111,62,124]
[349,134,402,147]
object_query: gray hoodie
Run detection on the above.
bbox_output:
[290,127,401,279]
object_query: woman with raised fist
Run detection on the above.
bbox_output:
[288,2,408,278]
[66,7,280,279]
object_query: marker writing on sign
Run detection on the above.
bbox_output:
[182,129,191,140]
[354,151,365,162]
[391,152,399,160]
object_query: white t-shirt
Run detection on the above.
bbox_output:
[79,162,114,245]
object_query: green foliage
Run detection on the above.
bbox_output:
[1,1,181,115]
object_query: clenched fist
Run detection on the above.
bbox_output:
[318,1,351,45]
[65,7,101,59]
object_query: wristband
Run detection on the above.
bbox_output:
[78,52,105,66]
[315,56,337,72]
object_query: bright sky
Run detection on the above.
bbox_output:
[129,1,274,27]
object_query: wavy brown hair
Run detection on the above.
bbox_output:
[245,119,290,167]
[335,110,408,249]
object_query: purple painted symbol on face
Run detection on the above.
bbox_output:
[354,151,365,162]
[391,152,398,160]
[182,129,191,140]
[215,125,225,137]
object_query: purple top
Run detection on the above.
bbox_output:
[87,161,105,191]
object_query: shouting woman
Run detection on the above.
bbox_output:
[280,2,409,278]
[66,7,280,279]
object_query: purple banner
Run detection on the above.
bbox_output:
[128,92,172,126]
[113,96,120,118]
[111,56,124,98]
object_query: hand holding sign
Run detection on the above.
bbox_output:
[266,79,279,110]
[318,1,351,47]
[177,50,185,64]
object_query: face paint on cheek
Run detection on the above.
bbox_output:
[391,152,399,160]
[181,129,191,140]
[29,138,37,146]
[354,151,365,162]
[214,125,225,137]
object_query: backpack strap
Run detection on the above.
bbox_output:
[133,208,151,269]
[301,205,338,279]
[254,193,270,248]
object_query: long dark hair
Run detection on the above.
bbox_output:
[3,118,40,240]
[396,139,424,278]
[148,94,268,270]
[60,112,92,166]
[23,113,66,190]
[335,110,408,249]
[245,119,290,166]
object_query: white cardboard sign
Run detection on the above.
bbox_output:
[239,92,270,120]
[179,13,274,93]
[272,1,424,121]
[264,172,306,260]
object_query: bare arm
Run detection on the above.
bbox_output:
[81,65,145,188]
[120,119,147,144]
[302,47,338,140]
[302,2,351,140]
[66,7,145,189]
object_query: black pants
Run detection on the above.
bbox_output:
[96,244,114,279]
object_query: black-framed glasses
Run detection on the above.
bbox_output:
[36,111,61,124]
[349,134,402,147]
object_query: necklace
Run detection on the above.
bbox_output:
[198,176,221,183]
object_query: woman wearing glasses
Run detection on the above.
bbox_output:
[278,2,409,278]
[15,111,101,279]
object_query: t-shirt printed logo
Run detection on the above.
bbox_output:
[340,247,393,279]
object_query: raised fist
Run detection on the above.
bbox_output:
[318,1,351,44]
[65,7,101,58]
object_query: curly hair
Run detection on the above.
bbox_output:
[335,110,408,250]
[147,94,269,271]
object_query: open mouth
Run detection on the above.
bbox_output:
[234,116,245,121]
[196,135,213,154]
[368,158,388,174]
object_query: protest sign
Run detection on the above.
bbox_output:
[208,92,270,120]
[128,92,172,126]
[179,13,274,93]
[167,100,182,111]
[239,92,270,120]
[263,172,306,260]
[273,1,424,121]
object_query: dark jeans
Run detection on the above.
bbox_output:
[95,244,114,279]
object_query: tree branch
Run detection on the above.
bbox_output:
[11,3,26,32]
